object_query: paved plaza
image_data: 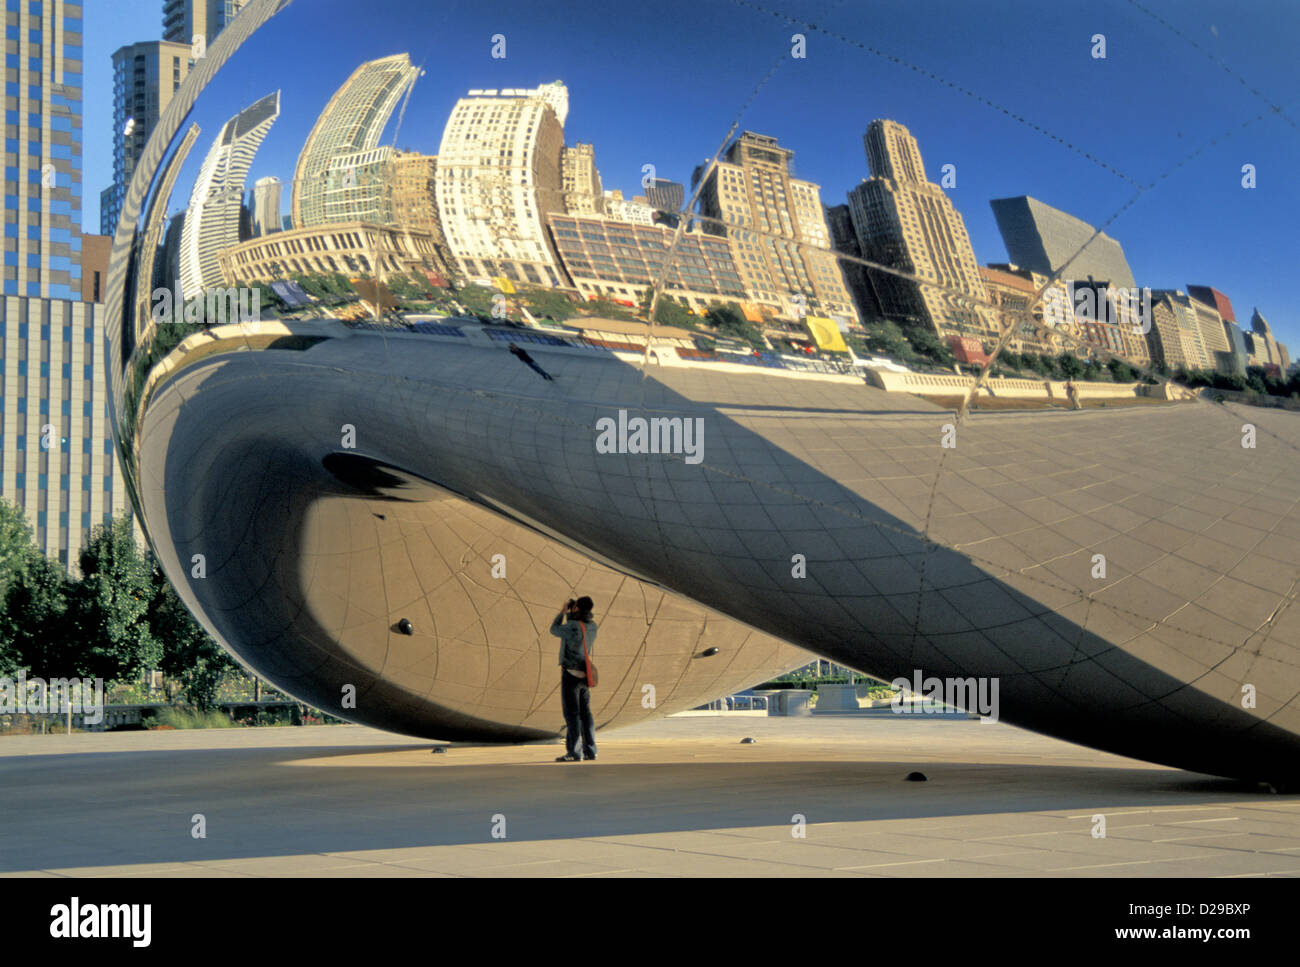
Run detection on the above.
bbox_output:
[4,714,1299,877]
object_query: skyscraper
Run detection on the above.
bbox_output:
[179,91,280,299]
[560,144,603,216]
[1147,290,1211,371]
[990,195,1137,291]
[848,120,990,337]
[435,83,569,286]
[644,178,684,215]
[5,0,84,299]
[695,131,857,324]
[291,54,420,229]
[1,1,130,568]
[252,176,282,237]
[162,0,248,48]
[101,40,193,237]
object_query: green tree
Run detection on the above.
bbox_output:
[639,288,697,329]
[704,303,764,347]
[69,519,161,684]
[0,553,73,676]
[0,498,34,602]
[151,563,236,711]
[905,327,955,366]
[1059,353,1085,378]
[1108,358,1138,382]
[859,320,914,361]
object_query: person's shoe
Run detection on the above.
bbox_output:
[555,753,581,762]
[582,752,597,761]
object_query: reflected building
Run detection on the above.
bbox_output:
[179,91,280,299]
[388,151,455,280]
[291,54,420,229]
[1147,291,1210,371]
[101,41,193,238]
[561,144,604,216]
[847,121,987,338]
[252,176,283,237]
[547,213,747,310]
[695,131,857,325]
[990,195,1137,291]
[220,221,447,288]
[1186,291,1234,374]
[435,83,569,285]
[163,0,249,47]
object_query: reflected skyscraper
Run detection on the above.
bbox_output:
[163,0,249,47]
[291,54,420,228]
[848,120,991,339]
[252,176,283,237]
[100,41,193,238]
[435,83,569,285]
[179,91,280,299]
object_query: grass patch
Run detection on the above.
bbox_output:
[147,707,239,730]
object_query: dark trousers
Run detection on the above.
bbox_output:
[524,359,553,380]
[560,672,596,757]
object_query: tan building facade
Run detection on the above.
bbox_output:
[0,297,128,569]
[389,151,455,280]
[848,120,992,340]
[219,222,447,287]
[435,83,569,286]
[978,265,1078,356]
[547,213,746,312]
[561,144,603,215]
[695,132,857,325]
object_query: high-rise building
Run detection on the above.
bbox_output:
[847,120,989,337]
[3,0,83,299]
[825,203,881,324]
[251,176,282,237]
[162,0,248,48]
[644,179,684,215]
[1,296,128,568]
[561,144,603,216]
[179,91,280,299]
[1220,319,1250,375]
[1147,290,1210,371]
[389,151,455,279]
[990,195,1137,290]
[1186,284,1236,324]
[1186,291,1233,373]
[1247,308,1286,373]
[292,54,420,229]
[100,41,193,238]
[435,83,569,286]
[695,131,857,324]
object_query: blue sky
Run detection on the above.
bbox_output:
[85,0,1300,348]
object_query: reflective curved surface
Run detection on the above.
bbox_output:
[106,0,1300,779]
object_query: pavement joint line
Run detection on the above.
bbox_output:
[1048,860,1154,871]
[834,857,947,870]
[1168,816,1241,824]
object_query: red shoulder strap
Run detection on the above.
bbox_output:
[578,621,588,659]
